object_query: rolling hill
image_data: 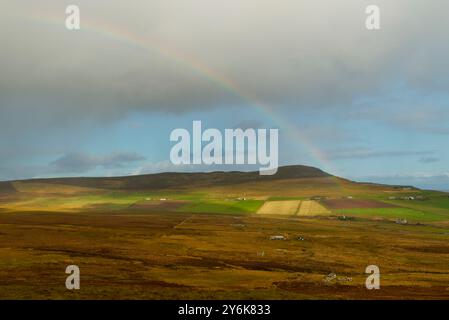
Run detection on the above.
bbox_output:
[1,164,445,222]
[1,165,333,190]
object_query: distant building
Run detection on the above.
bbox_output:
[270,235,286,240]
[311,196,327,200]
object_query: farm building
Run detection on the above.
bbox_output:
[395,218,408,225]
[310,196,327,200]
[270,235,286,240]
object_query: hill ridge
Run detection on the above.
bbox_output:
[1,165,332,191]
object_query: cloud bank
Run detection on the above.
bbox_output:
[2,0,449,128]
[1,1,449,185]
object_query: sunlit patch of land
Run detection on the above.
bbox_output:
[257,200,301,215]
[297,200,330,216]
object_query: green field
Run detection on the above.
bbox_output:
[335,207,444,222]
[177,199,264,214]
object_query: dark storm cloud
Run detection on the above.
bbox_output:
[1,0,449,129]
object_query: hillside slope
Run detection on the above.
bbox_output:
[3,165,332,191]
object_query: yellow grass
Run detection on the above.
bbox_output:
[297,200,330,216]
[257,200,301,215]
[257,200,331,216]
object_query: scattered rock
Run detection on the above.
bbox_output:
[323,272,337,283]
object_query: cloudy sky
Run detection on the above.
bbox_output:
[1,0,449,190]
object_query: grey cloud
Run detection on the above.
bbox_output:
[2,0,449,131]
[419,157,439,164]
[2,1,449,183]
[348,98,449,135]
[0,151,146,180]
[50,152,146,173]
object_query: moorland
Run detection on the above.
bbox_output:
[0,165,448,299]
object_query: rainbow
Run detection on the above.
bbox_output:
[29,10,341,179]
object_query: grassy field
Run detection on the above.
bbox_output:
[298,200,330,216]
[334,207,440,222]
[1,166,449,299]
[1,210,449,299]
[257,200,301,215]
[177,199,264,214]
